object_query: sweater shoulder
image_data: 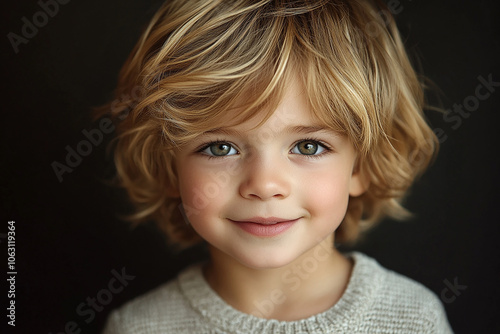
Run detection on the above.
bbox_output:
[101,271,199,334]
[351,253,453,333]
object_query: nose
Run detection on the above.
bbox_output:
[238,154,291,201]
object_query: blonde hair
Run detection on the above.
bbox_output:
[96,0,438,247]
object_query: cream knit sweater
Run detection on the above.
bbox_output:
[103,252,453,333]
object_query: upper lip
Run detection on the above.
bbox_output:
[230,217,298,225]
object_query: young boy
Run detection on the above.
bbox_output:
[100,0,453,332]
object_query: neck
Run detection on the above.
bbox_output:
[203,235,353,321]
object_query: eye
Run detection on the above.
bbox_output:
[291,140,327,155]
[201,142,238,157]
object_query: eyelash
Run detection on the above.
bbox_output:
[196,137,333,160]
[295,137,333,159]
[196,139,239,160]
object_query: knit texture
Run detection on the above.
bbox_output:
[102,252,453,333]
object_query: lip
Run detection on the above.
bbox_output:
[229,217,299,237]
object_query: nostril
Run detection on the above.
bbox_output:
[238,161,291,200]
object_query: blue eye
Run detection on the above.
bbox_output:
[201,142,238,157]
[291,140,327,155]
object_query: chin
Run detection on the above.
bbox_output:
[232,249,301,270]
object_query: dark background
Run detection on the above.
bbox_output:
[1,0,499,333]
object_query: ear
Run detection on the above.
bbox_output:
[349,157,370,197]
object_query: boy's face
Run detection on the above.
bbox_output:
[174,74,367,269]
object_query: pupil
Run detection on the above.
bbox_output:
[299,141,317,155]
[211,143,230,156]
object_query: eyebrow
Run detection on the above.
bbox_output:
[202,125,338,137]
[285,125,335,135]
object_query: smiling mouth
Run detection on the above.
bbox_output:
[233,216,297,224]
[228,217,299,237]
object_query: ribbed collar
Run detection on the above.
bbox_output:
[178,252,382,333]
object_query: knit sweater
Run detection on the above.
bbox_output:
[102,252,453,333]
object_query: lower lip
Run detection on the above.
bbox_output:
[231,219,298,237]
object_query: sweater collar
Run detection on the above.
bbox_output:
[178,252,381,333]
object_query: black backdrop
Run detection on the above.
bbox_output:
[1,0,499,333]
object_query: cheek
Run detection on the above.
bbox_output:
[302,167,351,221]
[177,162,232,225]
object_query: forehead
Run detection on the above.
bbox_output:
[199,101,344,146]
[208,72,318,131]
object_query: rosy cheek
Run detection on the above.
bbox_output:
[178,163,230,224]
[303,169,350,218]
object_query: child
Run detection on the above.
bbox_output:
[100,0,453,332]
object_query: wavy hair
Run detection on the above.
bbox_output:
[96,0,438,247]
